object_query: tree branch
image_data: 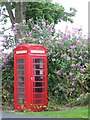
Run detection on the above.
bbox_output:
[2,13,9,17]
[2,27,12,32]
[29,7,64,12]
[3,2,15,26]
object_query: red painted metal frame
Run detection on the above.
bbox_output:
[14,44,48,111]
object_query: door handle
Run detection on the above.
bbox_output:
[31,77,33,80]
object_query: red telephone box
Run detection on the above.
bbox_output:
[14,44,48,111]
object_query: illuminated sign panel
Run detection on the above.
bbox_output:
[31,50,45,54]
[16,50,27,54]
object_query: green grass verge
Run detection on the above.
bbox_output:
[9,106,88,118]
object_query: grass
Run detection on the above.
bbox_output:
[8,106,88,118]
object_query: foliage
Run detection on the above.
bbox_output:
[0,1,77,29]
[1,19,89,109]
[2,52,14,109]
[26,2,77,24]
[66,93,89,107]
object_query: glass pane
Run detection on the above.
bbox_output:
[18,88,24,92]
[35,88,42,92]
[18,94,25,98]
[35,59,43,63]
[34,99,45,104]
[35,70,40,75]
[18,59,24,63]
[19,82,24,87]
[35,82,42,87]
[18,71,24,75]
[35,70,43,75]
[35,64,43,69]
[18,65,24,69]
[18,76,24,81]
[33,94,44,98]
[35,76,43,81]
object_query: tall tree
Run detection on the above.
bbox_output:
[1,1,77,26]
[1,1,77,42]
[1,2,27,26]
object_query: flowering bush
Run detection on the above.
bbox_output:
[1,19,89,109]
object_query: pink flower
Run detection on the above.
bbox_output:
[79,51,83,54]
[73,68,76,71]
[67,49,72,52]
[55,70,61,75]
[48,40,52,46]
[3,59,8,63]
[72,57,75,60]
[64,35,69,39]
[80,94,84,97]
[77,97,80,101]
[69,72,73,76]
[71,81,75,85]
[88,38,90,41]
[71,64,75,67]
[80,68,85,73]
[70,45,76,49]
[33,24,40,30]
[13,27,18,35]
[29,32,32,35]
[61,54,66,58]
[22,20,26,24]
[76,63,80,66]
[63,73,67,76]
[42,20,46,27]
[14,23,19,27]
[74,54,77,57]
[3,35,8,39]
[0,49,4,52]
[83,44,87,47]
[73,78,77,81]
[55,41,61,45]
[67,57,71,61]
[76,40,82,45]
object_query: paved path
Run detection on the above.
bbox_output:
[2,112,48,118]
[1,113,62,120]
[1,113,83,120]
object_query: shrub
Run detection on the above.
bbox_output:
[1,19,89,109]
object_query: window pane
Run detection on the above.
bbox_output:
[35,76,43,81]
[18,65,24,69]
[18,59,24,63]
[18,76,24,81]
[18,71,24,75]
[18,94,25,98]
[18,88,24,92]
[35,59,43,63]
[35,70,43,75]
[35,82,42,87]
[19,82,24,87]
[35,88,42,92]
